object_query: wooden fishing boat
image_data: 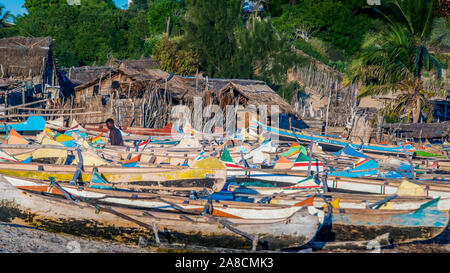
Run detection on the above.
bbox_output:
[220,146,324,189]
[268,193,444,210]
[0,175,323,251]
[313,200,449,244]
[251,120,415,156]
[0,161,227,193]
[0,116,45,135]
[226,176,324,195]
[1,175,323,219]
[83,122,174,136]
[326,175,450,198]
[226,182,321,196]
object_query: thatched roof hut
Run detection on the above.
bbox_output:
[0,36,70,107]
[216,80,296,115]
[61,57,161,96]
[382,121,450,139]
[177,77,296,115]
[0,36,53,80]
[74,65,195,102]
[61,65,116,85]
[70,66,196,127]
[120,58,160,72]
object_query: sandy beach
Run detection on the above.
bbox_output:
[0,222,152,253]
[0,221,447,253]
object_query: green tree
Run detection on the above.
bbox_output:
[349,0,443,123]
[23,0,115,12]
[183,0,243,78]
[183,0,305,96]
[236,18,306,83]
[15,1,149,67]
[0,4,11,28]
[129,0,149,11]
[263,0,290,17]
[148,0,185,36]
[430,18,450,48]
[272,0,372,57]
[153,37,196,75]
[0,4,16,38]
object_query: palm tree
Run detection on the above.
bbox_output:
[349,0,443,123]
[0,4,11,28]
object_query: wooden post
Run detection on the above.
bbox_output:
[322,170,329,193]
[5,91,8,119]
[195,68,199,96]
[307,134,313,176]
[70,96,74,125]
[70,149,83,186]
[99,73,103,96]
[22,87,25,105]
[403,143,416,182]
[324,87,332,134]
[152,221,161,245]
[109,71,112,96]
[166,16,171,37]
[289,115,292,130]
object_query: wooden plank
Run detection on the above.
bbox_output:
[0,111,102,118]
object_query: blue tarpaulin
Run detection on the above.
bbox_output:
[332,144,371,158]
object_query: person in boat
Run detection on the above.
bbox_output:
[106,118,124,146]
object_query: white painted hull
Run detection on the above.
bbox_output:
[227,169,312,184]
[328,179,450,198]
[2,175,322,220]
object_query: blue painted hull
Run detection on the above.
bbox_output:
[314,205,449,243]
[0,116,45,133]
[252,121,414,155]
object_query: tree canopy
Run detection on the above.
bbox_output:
[349,0,444,123]
[0,0,446,108]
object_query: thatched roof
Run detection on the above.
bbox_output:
[62,58,159,86]
[178,77,296,114]
[74,67,196,102]
[120,58,159,71]
[383,121,450,139]
[220,80,295,114]
[61,65,116,85]
[0,36,53,79]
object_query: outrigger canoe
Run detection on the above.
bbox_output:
[313,200,449,244]
[251,120,415,156]
[0,161,227,193]
[0,175,323,251]
[83,122,174,137]
[326,176,450,198]
[0,116,46,134]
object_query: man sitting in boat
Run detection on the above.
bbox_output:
[106,118,124,146]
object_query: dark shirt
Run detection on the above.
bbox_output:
[109,127,124,146]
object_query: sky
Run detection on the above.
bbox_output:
[1,0,129,17]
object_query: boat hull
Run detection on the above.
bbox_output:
[0,176,321,251]
[314,208,449,244]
